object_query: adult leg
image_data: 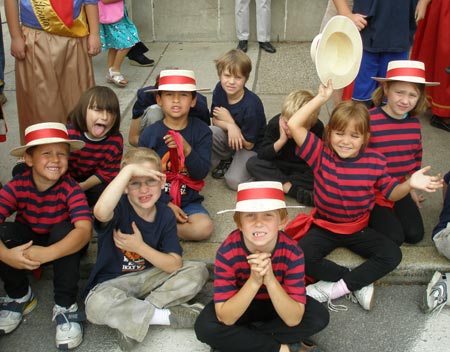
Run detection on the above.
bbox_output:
[255,0,271,42]
[393,194,424,244]
[369,204,405,245]
[235,0,251,40]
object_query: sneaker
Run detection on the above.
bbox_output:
[349,284,374,311]
[168,302,205,328]
[237,40,248,52]
[306,281,348,312]
[116,330,138,351]
[53,303,86,350]
[421,271,449,315]
[211,158,232,179]
[289,339,322,351]
[0,288,37,335]
[433,224,450,260]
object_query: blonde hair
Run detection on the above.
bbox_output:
[121,147,162,171]
[324,101,370,149]
[371,81,429,116]
[282,89,319,128]
[233,208,288,228]
[215,49,252,81]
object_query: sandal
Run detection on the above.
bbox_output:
[106,67,128,88]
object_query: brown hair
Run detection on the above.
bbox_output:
[324,100,370,150]
[371,81,429,116]
[68,86,121,136]
[233,208,289,228]
[215,49,252,81]
[121,147,162,171]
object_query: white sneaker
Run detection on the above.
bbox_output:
[352,284,375,310]
[421,271,449,315]
[53,303,84,350]
[0,288,37,335]
[306,281,334,303]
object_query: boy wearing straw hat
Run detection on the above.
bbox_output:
[138,69,213,241]
[195,181,329,352]
[0,122,92,350]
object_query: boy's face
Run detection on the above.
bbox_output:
[125,162,165,212]
[156,91,196,120]
[24,143,69,190]
[219,69,246,101]
[238,210,287,253]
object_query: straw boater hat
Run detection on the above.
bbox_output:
[10,122,85,157]
[310,15,363,89]
[145,69,209,92]
[372,60,439,86]
[217,181,304,214]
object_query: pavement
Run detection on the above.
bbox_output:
[1,4,450,352]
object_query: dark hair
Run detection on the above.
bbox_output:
[156,91,197,99]
[68,86,121,136]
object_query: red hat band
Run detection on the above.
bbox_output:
[25,128,69,145]
[386,67,425,80]
[237,187,285,202]
[158,75,196,87]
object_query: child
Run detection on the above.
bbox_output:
[246,89,324,206]
[422,170,450,314]
[368,60,440,245]
[99,0,140,87]
[67,86,123,207]
[84,147,208,351]
[4,0,101,142]
[0,123,92,349]
[128,74,210,147]
[194,181,329,352]
[210,49,267,190]
[138,69,214,241]
[286,80,443,311]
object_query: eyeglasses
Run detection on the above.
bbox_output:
[127,179,161,190]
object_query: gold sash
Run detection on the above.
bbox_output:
[30,0,89,38]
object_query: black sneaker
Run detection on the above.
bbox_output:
[129,54,155,67]
[211,158,232,179]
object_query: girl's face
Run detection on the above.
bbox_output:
[383,82,420,119]
[219,68,247,102]
[85,105,116,139]
[330,119,367,159]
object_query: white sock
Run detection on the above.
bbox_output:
[149,308,170,325]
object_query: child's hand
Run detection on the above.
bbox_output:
[87,33,101,56]
[410,167,444,193]
[167,202,188,223]
[278,119,289,145]
[163,133,192,156]
[10,36,26,60]
[317,79,333,101]
[23,244,52,265]
[213,107,233,123]
[247,252,271,286]
[113,222,144,253]
[123,164,165,181]
[227,124,245,150]
[2,241,41,270]
[410,189,426,208]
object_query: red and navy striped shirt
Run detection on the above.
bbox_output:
[0,170,92,234]
[368,107,422,181]
[214,229,306,304]
[296,132,399,223]
[67,125,123,184]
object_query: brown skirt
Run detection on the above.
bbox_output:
[15,26,95,142]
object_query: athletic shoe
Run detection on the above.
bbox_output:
[421,271,449,315]
[0,288,37,335]
[117,330,138,351]
[306,281,347,312]
[53,303,85,350]
[349,284,374,311]
[168,302,205,328]
[211,158,232,179]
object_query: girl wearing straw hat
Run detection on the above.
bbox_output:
[285,80,443,312]
[368,60,439,246]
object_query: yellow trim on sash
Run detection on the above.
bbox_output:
[30,0,89,38]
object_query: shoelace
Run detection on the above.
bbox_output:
[429,284,448,317]
[315,286,348,312]
[52,307,72,331]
